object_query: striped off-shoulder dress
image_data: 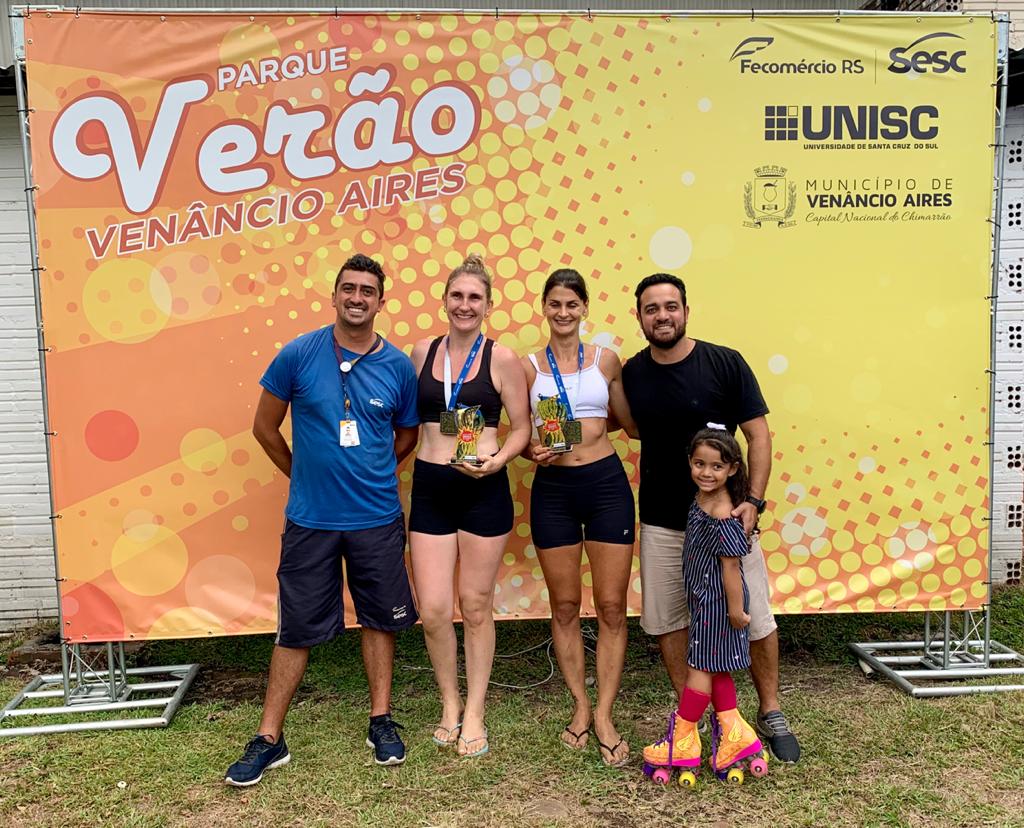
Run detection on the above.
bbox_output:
[683,500,751,673]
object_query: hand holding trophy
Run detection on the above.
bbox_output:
[449,404,486,467]
[537,395,576,454]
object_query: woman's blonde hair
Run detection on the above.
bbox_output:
[444,252,492,302]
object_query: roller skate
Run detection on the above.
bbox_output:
[710,708,769,785]
[641,713,701,788]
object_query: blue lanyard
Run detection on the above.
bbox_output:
[443,334,484,411]
[545,344,584,421]
[333,333,381,416]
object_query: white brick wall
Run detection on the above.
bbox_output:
[0,97,56,631]
[993,107,1024,586]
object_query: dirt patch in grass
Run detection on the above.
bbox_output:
[187,667,266,705]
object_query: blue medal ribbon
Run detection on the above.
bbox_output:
[443,333,484,411]
[544,343,584,421]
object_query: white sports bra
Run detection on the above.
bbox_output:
[528,346,610,423]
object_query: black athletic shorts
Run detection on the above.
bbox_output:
[408,459,514,537]
[275,515,417,648]
[530,453,636,549]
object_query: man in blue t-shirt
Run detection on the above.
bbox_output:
[225,254,420,787]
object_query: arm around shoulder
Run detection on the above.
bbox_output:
[606,351,639,438]
[410,337,434,374]
[492,344,532,463]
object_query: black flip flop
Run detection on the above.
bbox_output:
[592,729,630,768]
[562,725,589,750]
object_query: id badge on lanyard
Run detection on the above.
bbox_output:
[339,419,360,447]
[334,333,381,448]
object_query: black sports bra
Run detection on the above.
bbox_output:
[417,337,503,428]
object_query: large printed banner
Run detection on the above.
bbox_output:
[23,12,996,641]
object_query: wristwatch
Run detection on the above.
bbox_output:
[745,495,767,514]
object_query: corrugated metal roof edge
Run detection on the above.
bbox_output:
[2,4,1008,70]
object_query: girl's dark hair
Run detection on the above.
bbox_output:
[542,268,588,303]
[689,427,750,508]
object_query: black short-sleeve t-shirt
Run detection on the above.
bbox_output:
[621,339,769,531]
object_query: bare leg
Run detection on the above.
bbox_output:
[587,540,633,764]
[686,665,712,695]
[456,529,508,754]
[749,630,781,715]
[657,627,690,701]
[361,628,395,717]
[257,645,310,741]
[410,531,463,742]
[536,542,591,748]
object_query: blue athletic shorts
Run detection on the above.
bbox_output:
[275,515,417,648]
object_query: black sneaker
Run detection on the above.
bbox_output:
[224,734,290,787]
[367,714,406,766]
[756,710,801,763]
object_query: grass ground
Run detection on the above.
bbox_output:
[1,588,1024,828]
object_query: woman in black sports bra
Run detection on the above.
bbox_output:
[409,253,531,758]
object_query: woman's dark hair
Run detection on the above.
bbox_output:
[689,427,749,508]
[542,268,588,303]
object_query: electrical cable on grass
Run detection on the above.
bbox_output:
[402,623,600,691]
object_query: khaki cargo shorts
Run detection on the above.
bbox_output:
[638,522,777,641]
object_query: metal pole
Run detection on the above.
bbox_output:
[942,611,951,669]
[6,7,991,18]
[59,638,70,701]
[106,642,116,700]
[981,18,1011,672]
[118,642,129,688]
[987,16,1010,650]
[984,605,993,668]
[11,11,72,702]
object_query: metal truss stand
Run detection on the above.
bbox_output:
[0,643,198,737]
[2,18,198,739]
[850,608,1024,698]
[851,16,1023,701]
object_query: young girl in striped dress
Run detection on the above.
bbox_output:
[642,427,767,785]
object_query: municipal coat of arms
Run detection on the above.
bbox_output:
[744,165,796,228]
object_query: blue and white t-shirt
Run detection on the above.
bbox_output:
[260,326,418,531]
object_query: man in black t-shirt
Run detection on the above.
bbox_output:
[620,273,801,763]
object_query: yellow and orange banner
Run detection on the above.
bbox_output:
[23,11,996,641]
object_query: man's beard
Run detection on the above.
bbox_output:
[645,324,685,350]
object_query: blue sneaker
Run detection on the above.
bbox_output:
[224,734,290,786]
[366,714,406,766]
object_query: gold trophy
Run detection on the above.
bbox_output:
[537,395,581,454]
[449,405,485,465]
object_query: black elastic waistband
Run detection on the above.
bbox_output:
[534,452,625,483]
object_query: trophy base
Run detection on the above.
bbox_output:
[547,443,574,454]
[449,457,484,467]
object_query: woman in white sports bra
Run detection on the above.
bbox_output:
[521,268,636,767]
